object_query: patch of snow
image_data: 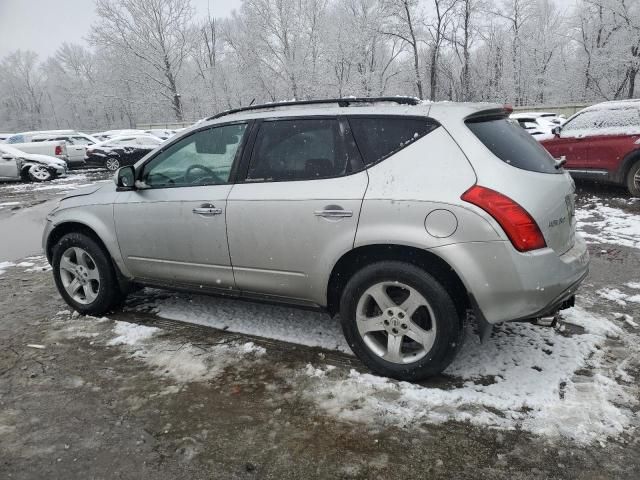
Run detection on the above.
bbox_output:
[598,288,629,305]
[0,261,15,275]
[107,321,160,346]
[576,202,640,249]
[294,307,634,444]
[130,340,267,383]
[147,292,350,352]
[626,282,640,289]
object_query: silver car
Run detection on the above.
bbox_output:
[43,98,589,380]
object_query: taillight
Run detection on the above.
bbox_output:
[55,145,63,156]
[461,185,546,252]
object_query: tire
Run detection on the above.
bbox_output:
[52,232,126,315]
[27,165,53,182]
[340,261,462,381]
[105,157,121,172]
[626,161,640,197]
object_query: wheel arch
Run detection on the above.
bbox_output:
[45,221,132,290]
[326,244,470,319]
[615,148,640,183]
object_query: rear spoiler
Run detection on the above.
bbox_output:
[465,105,513,123]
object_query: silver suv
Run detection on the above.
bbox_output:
[43,98,589,380]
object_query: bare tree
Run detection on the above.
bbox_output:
[381,0,425,98]
[90,0,194,120]
[425,0,458,101]
[0,51,46,129]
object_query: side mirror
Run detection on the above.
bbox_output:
[114,165,135,190]
[552,126,562,137]
[1,153,13,160]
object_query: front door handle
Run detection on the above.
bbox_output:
[314,208,353,218]
[193,203,223,216]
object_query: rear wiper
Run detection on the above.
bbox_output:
[555,156,567,170]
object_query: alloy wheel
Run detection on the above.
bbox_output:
[59,247,101,305]
[106,158,120,171]
[30,165,51,181]
[356,281,437,364]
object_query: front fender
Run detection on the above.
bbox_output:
[44,204,132,280]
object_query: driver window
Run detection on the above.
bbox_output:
[141,123,247,188]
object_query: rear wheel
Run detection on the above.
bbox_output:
[28,165,52,182]
[52,232,126,315]
[105,157,121,172]
[340,261,462,381]
[626,161,640,197]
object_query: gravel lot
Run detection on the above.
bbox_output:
[1,173,639,479]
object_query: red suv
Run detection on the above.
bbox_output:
[540,100,640,196]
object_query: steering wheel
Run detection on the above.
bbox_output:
[148,172,174,186]
[184,164,224,184]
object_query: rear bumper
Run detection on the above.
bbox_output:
[431,235,590,324]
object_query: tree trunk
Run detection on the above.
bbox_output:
[404,0,423,99]
[430,46,438,101]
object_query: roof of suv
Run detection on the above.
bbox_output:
[202,97,506,127]
[586,99,640,111]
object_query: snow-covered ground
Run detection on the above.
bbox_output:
[1,184,638,446]
[577,197,640,249]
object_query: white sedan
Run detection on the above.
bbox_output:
[0,144,67,182]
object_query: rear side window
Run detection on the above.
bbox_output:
[247,118,362,182]
[349,117,439,166]
[466,118,560,174]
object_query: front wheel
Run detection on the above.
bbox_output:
[28,165,53,182]
[340,261,462,381]
[626,161,640,197]
[52,232,126,315]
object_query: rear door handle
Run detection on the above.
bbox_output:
[314,208,353,218]
[193,203,223,216]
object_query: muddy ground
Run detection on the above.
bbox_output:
[0,172,639,479]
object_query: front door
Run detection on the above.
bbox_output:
[226,117,367,304]
[114,123,248,289]
[0,152,19,179]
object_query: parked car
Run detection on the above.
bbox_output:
[43,98,588,381]
[32,132,100,167]
[510,112,565,138]
[0,144,67,182]
[6,130,76,144]
[85,134,164,171]
[5,140,69,165]
[0,133,12,143]
[539,99,640,196]
[93,129,147,142]
[144,129,176,140]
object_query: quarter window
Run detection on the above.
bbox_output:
[246,118,360,182]
[348,117,439,166]
[141,123,247,188]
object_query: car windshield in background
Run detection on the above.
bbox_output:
[466,117,560,174]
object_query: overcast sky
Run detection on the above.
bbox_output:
[0,0,242,59]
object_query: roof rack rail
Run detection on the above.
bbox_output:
[206,96,422,121]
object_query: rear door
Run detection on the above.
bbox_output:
[226,117,367,304]
[583,107,640,172]
[0,148,19,179]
